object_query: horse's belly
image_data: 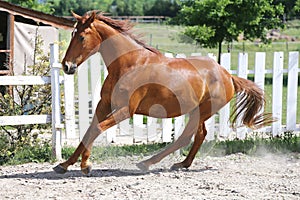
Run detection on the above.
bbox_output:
[136,91,198,118]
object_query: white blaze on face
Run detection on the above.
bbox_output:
[72,28,78,38]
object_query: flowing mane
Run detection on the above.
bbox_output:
[85,12,160,54]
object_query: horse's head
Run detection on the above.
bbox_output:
[62,12,102,74]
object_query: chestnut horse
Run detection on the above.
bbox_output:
[53,11,272,174]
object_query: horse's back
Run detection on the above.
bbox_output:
[184,56,235,108]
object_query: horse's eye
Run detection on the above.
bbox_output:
[79,36,84,42]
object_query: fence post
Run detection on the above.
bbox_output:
[286,52,298,131]
[50,43,62,160]
[236,53,248,139]
[147,117,158,142]
[254,52,266,132]
[133,114,145,142]
[64,73,76,141]
[219,53,231,138]
[90,53,102,112]
[254,52,266,90]
[272,52,284,136]
[78,60,90,141]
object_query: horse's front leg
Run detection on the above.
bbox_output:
[53,100,111,174]
[52,117,104,174]
[79,106,131,174]
[53,105,131,174]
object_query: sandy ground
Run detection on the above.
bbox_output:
[0,153,299,200]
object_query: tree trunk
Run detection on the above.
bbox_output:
[218,40,222,64]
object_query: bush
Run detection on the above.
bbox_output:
[0,35,53,165]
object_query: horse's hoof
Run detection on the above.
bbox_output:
[53,164,67,174]
[136,162,149,172]
[81,165,92,175]
[170,163,184,171]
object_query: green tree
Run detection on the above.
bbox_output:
[273,0,296,20]
[113,0,144,16]
[176,0,284,63]
[50,0,79,16]
[5,0,54,14]
[145,0,180,17]
[294,0,300,16]
[49,0,181,17]
[50,0,112,16]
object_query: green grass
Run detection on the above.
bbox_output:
[1,133,298,166]
[62,143,169,163]
[60,133,300,164]
[197,132,300,157]
[0,142,54,166]
[134,23,300,71]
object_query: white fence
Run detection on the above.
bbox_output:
[1,48,299,153]
[68,51,300,145]
[0,75,52,126]
[0,44,64,159]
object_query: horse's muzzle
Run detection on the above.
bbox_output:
[63,62,77,75]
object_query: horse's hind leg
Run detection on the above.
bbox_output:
[170,122,207,170]
[170,98,227,170]
[170,96,230,170]
[136,109,200,171]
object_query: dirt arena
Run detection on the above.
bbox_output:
[0,153,299,199]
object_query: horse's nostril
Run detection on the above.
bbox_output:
[63,62,77,74]
[63,64,69,72]
[68,67,76,74]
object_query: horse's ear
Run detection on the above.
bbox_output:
[71,11,82,21]
[86,12,96,25]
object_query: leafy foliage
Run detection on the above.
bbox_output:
[144,0,180,17]
[6,0,300,22]
[5,0,54,14]
[174,0,285,62]
[0,141,53,165]
[0,35,52,165]
[40,0,180,17]
[294,0,300,15]
[274,0,298,19]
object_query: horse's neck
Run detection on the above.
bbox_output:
[99,31,143,67]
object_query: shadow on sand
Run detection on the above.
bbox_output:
[0,166,217,180]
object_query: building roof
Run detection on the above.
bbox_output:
[0,0,74,29]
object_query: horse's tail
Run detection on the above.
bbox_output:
[231,76,274,129]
